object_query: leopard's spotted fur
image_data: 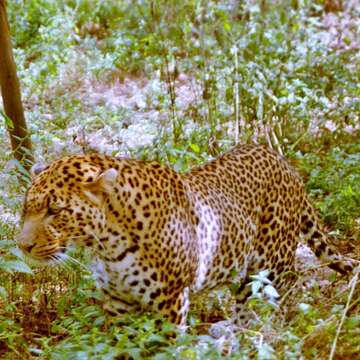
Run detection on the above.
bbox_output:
[18,144,352,324]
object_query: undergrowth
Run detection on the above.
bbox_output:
[0,0,359,358]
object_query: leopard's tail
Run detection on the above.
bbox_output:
[300,198,353,275]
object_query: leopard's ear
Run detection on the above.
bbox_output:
[82,168,118,206]
[30,163,47,179]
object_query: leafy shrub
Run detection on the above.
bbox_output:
[298,145,360,232]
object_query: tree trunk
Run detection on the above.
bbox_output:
[0,0,33,171]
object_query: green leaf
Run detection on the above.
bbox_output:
[223,21,231,32]
[124,348,142,360]
[4,260,33,274]
[189,143,200,154]
[147,333,166,343]
[264,284,280,299]
[9,246,25,259]
[251,280,262,295]
[230,268,238,277]
[0,110,14,129]
[0,286,8,299]
[0,240,13,249]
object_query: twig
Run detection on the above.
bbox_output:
[233,45,239,144]
[278,278,300,306]
[164,56,178,143]
[328,266,359,360]
[298,257,360,274]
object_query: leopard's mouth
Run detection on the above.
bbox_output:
[23,247,68,266]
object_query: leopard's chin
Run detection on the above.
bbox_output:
[25,249,67,267]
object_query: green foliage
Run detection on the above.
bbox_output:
[27,276,226,359]
[298,145,360,232]
[6,0,359,153]
[0,227,33,356]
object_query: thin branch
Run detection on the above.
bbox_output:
[329,266,359,360]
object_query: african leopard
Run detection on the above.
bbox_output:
[18,144,352,325]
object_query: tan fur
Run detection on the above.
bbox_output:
[18,144,352,324]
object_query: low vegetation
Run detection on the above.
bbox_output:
[0,0,359,358]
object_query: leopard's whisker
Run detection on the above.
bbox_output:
[57,252,89,272]
[52,254,73,271]
[88,230,104,251]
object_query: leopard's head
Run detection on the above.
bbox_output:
[17,155,118,264]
